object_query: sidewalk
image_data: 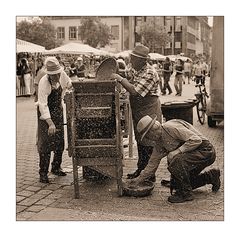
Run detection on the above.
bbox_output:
[16,78,224,221]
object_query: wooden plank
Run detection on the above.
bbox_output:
[76,138,116,146]
[76,157,117,166]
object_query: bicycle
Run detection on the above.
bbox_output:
[195,83,209,125]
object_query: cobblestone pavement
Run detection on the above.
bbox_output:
[16,78,224,221]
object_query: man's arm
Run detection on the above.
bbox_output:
[112,74,138,95]
[128,146,167,186]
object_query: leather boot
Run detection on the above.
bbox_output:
[206,168,221,192]
[127,169,141,179]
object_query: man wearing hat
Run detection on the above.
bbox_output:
[126,115,220,203]
[37,57,72,183]
[75,56,86,78]
[111,44,162,181]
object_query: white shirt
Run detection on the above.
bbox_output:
[38,71,72,120]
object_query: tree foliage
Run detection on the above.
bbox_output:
[139,20,172,53]
[78,17,112,48]
[16,19,62,50]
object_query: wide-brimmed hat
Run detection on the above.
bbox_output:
[44,57,63,75]
[137,115,157,141]
[130,44,149,59]
[77,56,83,61]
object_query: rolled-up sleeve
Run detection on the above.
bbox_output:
[60,71,72,96]
[38,76,51,120]
[136,146,167,182]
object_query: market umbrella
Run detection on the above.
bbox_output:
[17,39,46,53]
[44,42,103,55]
[149,53,166,61]
[166,55,192,62]
[115,50,131,58]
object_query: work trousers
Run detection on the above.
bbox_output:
[168,140,216,194]
[39,150,63,176]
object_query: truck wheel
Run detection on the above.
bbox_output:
[208,116,216,127]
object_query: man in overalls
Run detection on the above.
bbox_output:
[37,57,72,183]
[126,115,220,203]
[112,44,162,182]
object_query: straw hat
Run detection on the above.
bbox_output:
[44,57,63,75]
[137,115,157,141]
[130,44,149,59]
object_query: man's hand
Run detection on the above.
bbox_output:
[167,149,181,164]
[46,118,56,136]
[48,124,56,136]
[110,73,123,82]
[125,177,140,188]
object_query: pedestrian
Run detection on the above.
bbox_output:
[201,60,208,85]
[111,44,162,182]
[37,57,72,183]
[75,56,86,78]
[193,60,203,84]
[184,59,192,84]
[126,115,220,203]
[174,59,184,96]
[69,60,78,80]
[21,58,32,96]
[161,57,173,95]
[34,59,46,102]
[152,61,164,94]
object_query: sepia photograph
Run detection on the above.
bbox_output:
[15,15,224,222]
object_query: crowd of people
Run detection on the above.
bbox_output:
[16,45,219,203]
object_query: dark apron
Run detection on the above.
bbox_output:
[37,85,64,154]
[130,94,162,146]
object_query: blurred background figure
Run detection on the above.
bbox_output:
[162,57,173,95]
[184,59,192,84]
[174,59,184,96]
[75,56,86,78]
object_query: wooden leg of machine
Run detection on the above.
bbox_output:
[116,155,123,196]
[72,156,80,199]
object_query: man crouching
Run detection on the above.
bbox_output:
[126,115,220,203]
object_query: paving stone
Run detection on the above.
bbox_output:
[42,184,62,191]
[37,189,53,196]
[16,205,28,214]
[16,211,35,221]
[18,197,41,207]
[16,195,26,203]
[17,190,35,197]
[26,205,46,213]
[35,198,57,206]
[25,186,42,192]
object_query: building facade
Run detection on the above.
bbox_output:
[46,16,211,58]
[134,16,211,59]
[46,16,135,53]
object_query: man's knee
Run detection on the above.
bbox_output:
[167,153,184,174]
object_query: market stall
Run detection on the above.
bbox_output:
[16,39,46,97]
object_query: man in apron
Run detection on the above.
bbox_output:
[112,44,162,182]
[37,57,72,183]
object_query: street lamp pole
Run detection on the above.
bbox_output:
[172,16,175,55]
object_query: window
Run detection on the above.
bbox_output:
[111,25,119,40]
[69,26,77,40]
[188,17,196,29]
[57,27,65,40]
[175,17,182,32]
[187,32,195,44]
[174,32,182,42]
